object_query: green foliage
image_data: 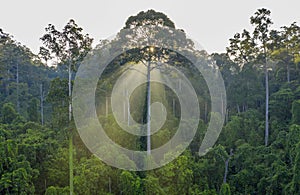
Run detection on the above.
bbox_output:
[120,171,142,195]
[291,142,300,193]
[124,9,175,29]
[1,103,18,124]
[74,157,113,195]
[270,88,294,121]
[45,186,69,195]
[45,148,69,188]
[28,98,39,122]
[0,8,299,195]
[40,19,93,69]
[152,152,194,194]
[46,78,69,129]
[219,183,231,195]
[0,136,37,194]
[143,175,165,195]
[292,100,300,124]
[220,109,264,148]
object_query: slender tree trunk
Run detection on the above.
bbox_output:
[40,83,44,125]
[16,63,20,113]
[205,102,208,123]
[146,60,151,155]
[5,69,9,96]
[127,90,130,126]
[178,78,182,92]
[287,47,291,83]
[68,63,72,122]
[69,132,73,195]
[68,63,74,195]
[173,98,176,116]
[108,177,112,193]
[123,98,126,121]
[236,104,240,114]
[106,96,108,117]
[287,62,290,83]
[44,179,47,192]
[221,93,224,116]
[264,58,269,146]
[223,149,233,183]
[225,109,229,124]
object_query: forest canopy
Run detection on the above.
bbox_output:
[0,8,300,195]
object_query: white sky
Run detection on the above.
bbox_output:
[0,0,299,54]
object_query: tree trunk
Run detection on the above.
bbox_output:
[106,96,108,117]
[265,60,269,146]
[68,63,74,195]
[5,69,9,96]
[127,90,130,126]
[69,131,74,195]
[108,177,112,193]
[40,83,44,125]
[205,102,208,123]
[223,149,233,183]
[16,63,20,113]
[287,47,291,83]
[221,93,224,116]
[173,98,176,116]
[236,104,240,114]
[178,78,182,92]
[123,98,126,122]
[146,60,151,155]
[287,62,290,83]
[225,109,229,124]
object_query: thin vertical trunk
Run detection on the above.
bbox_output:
[287,47,291,83]
[106,96,108,117]
[221,93,224,116]
[5,69,9,96]
[40,83,44,125]
[173,98,176,116]
[223,149,233,183]
[178,79,182,92]
[16,63,20,113]
[264,56,269,146]
[225,109,229,124]
[146,60,151,155]
[108,177,112,193]
[69,63,72,121]
[127,90,130,126]
[68,63,74,195]
[123,99,126,121]
[287,62,290,83]
[204,101,207,123]
[44,179,47,192]
[69,132,73,195]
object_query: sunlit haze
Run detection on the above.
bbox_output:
[1,0,299,54]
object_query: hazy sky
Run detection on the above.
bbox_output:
[1,0,299,54]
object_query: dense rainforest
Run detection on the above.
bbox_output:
[0,9,300,195]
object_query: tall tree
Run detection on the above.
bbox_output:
[121,10,195,155]
[0,31,33,115]
[281,22,300,82]
[270,22,300,83]
[250,8,273,146]
[40,19,93,195]
[226,30,260,113]
[226,29,257,66]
